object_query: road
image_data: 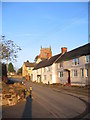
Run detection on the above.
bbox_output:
[2,79,90,119]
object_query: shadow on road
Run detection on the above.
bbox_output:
[22,96,32,119]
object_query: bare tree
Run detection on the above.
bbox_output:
[0,35,22,71]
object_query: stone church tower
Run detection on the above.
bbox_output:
[38,46,52,59]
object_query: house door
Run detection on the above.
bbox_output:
[31,74,33,81]
[68,71,70,84]
[37,75,41,83]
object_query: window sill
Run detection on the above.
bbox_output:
[85,62,90,64]
[72,76,78,77]
[72,64,79,66]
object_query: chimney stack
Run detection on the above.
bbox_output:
[61,47,67,54]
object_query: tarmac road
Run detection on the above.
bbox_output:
[2,79,90,119]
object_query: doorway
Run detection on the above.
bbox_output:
[68,71,71,84]
[37,75,41,83]
[31,74,33,81]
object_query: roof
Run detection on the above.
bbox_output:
[33,53,61,70]
[56,43,90,63]
[33,43,90,70]
[24,62,35,67]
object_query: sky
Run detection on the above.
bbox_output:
[2,2,88,70]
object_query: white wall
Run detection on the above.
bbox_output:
[56,56,90,86]
[32,55,90,86]
[42,66,52,84]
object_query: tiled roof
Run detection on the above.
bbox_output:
[24,62,35,67]
[33,53,61,70]
[56,43,90,63]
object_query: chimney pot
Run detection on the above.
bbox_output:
[61,47,67,54]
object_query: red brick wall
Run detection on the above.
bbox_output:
[40,47,52,59]
[61,47,67,54]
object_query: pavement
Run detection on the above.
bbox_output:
[2,79,90,119]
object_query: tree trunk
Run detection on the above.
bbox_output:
[6,57,8,73]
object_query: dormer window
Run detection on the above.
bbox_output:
[72,58,79,65]
[60,62,63,68]
[58,62,63,68]
[86,55,90,63]
[48,66,51,72]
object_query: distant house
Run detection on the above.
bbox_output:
[22,61,35,80]
[32,43,90,86]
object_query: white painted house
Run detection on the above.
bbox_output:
[32,43,90,86]
[32,54,61,84]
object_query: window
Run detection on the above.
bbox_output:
[75,58,77,64]
[72,70,78,77]
[44,75,46,80]
[74,70,78,76]
[86,55,90,63]
[60,62,63,68]
[29,67,31,70]
[58,64,60,69]
[48,67,51,72]
[58,62,63,68]
[77,58,79,64]
[86,69,88,77]
[47,53,49,58]
[81,69,84,77]
[72,59,74,65]
[72,58,79,65]
[59,72,63,77]
[44,68,46,72]
[50,75,52,80]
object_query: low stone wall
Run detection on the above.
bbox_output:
[2,82,29,106]
[2,76,8,83]
[8,75,23,79]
